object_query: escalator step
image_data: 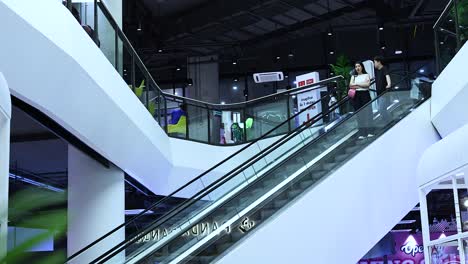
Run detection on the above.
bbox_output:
[287,189,302,199]
[311,170,327,179]
[216,242,233,254]
[321,162,337,171]
[345,145,360,153]
[260,209,276,219]
[334,154,348,162]
[273,198,289,208]
[299,179,315,189]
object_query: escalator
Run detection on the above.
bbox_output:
[66,67,430,263]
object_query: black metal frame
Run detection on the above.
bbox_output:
[66,85,338,263]
[90,69,423,263]
[67,63,428,263]
[434,0,464,74]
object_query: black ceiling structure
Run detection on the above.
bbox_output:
[123,0,448,82]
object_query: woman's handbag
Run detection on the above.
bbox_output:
[348,87,357,98]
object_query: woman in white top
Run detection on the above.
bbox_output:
[349,61,373,139]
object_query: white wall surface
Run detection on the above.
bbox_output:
[68,145,124,264]
[0,0,171,193]
[418,122,468,187]
[431,42,468,137]
[164,136,279,197]
[0,0,265,197]
[219,101,440,264]
[0,73,11,260]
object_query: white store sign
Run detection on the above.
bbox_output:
[295,72,322,126]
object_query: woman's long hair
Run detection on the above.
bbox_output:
[354,61,368,75]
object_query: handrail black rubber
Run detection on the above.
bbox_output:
[66,78,340,262]
[97,0,341,110]
[94,95,351,264]
[91,68,427,263]
[69,66,422,262]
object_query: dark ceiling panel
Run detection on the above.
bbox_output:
[195,24,230,38]
[223,13,261,29]
[250,2,292,19]
[253,19,281,32]
[303,2,329,15]
[223,30,251,41]
[271,14,298,25]
[284,8,315,21]
[242,24,268,35]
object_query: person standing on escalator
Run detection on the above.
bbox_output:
[374,56,392,124]
[349,62,373,139]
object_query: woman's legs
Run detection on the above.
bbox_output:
[353,91,372,137]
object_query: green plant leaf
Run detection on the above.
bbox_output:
[148,101,156,115]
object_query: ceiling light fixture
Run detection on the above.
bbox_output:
[233,86,238,90]
[158,49,163,53]
[379,27,384,31]
[395,50,403,55]
[329,51,335,55]
[381,46,386,50]
[463,199,468,208]
[221,101,226,105]
[276,56,281,60]
[419,69,425,73]
[176,67,181,71]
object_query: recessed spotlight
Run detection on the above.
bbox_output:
[234,78,238,82]
[137,28,142,32]
[176,67,181,71]
[288,53,294,57]
[419,69,425,73]
[395,50,403,55]
[232,61,237,65]
[329,51,335,55]
[449,19,453,22]
[327,32,333,36]
[158,49,163,53]
[463,198,468,208]
[379,27,384,31]
[276,56,281,60]
[440,41,445,45]
[233,86,238,90]
[381,46,386,50]
[285,75,289,79]
[221,101,226,105]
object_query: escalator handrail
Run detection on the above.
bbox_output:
[161,76,343,108]
[66,78,339,262]
[94,93,351,264]
[93,67,429,263]
[95,0,342,109]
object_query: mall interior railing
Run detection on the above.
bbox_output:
[434,0,467,73]
[61,0,345,146]
[65,64,432,263]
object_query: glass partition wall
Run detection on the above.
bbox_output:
[434,0,468,74]
[62,0,343,146]
[419,170,468,264]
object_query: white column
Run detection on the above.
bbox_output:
[67,145,125,263]
[0,73,11,259]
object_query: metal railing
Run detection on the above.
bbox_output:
[62,0,342,146]
[434,0,467,73]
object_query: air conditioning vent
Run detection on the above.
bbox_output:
[253,72,284,83]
